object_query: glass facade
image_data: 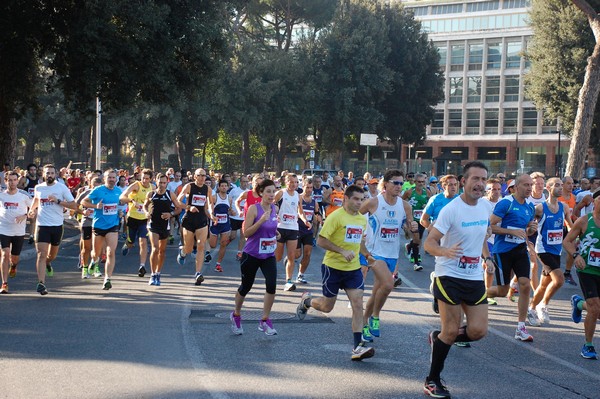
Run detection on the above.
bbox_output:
[422,13,528,34]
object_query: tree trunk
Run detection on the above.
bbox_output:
[51,131,64,166]
[274,137,287,174]
[24,133,35,165]
[0,104,17,167]
[566,32,600,178]
[80,127,90,166]
[152,142,161,170]
[134,140,142,167]
[241,130,251,173]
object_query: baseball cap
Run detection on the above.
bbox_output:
[429,176,438,183]
[507,179,515,189]
[368,178,379,185]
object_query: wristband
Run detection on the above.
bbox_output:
[484,256,493,262]
[56,199,61,205]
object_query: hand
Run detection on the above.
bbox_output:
[305,221,312,230]
[96,199,103,210]
[509,229,527,240]
[485,226,492,239]
[260,210,270,223]
[161,212,171,220]
[410,221,418,232]
[340,249,355,262]
[527,221,538,235]
[15,214,27,223]
[28,211,36,219]
[485,259,495,274]
[443,243,462,259]
[189,206,199,213]
[48,195,57,203]
[574,255,586,270]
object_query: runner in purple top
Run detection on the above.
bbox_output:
[230,179,281,336]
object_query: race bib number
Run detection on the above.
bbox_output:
[505,226,525,244]
[413,209,423,220]
[40,198,54,207]
[313,194,323,203]
[3,202,18,210]
[103,204,118,215]
[135,204,144,213]
[589,247,600,267]
[282,213,296,223]
[345,225,363,243]
[259,237,276,254]
[333,197,343,207]
[28,188,35,196]
[380,227,399,241]
[546,229,563,245]
[304,210,314,222]
[457,255,481,274]
[191,194,206,207]
[216,213,228,224]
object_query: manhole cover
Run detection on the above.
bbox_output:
[214,311,295,321]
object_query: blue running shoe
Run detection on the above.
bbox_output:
[121,242,130,256]
[362,325,373,342]
[369,316,380,337]
[571,295,583,324]
[177,249,186,265]
[156,274,161,286]
[148,275,156,286]
[581,344,598,360]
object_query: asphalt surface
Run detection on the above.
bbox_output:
[0,223,598,399]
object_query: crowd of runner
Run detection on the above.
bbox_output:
[0,162,599,399]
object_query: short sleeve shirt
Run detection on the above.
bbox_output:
[319,208,367,272]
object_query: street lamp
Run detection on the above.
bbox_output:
[556,117,562,177]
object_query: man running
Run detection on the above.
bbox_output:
[423,161,494,399]
[403,173,430,271]
[75,176,102,278]
[119,168,153,277]
[360,170,417,343]
[296,185,375,361]
[0,171,32,293]
[177,168,213,285]
[18,163,40,244]
[558,176,578,285]
[486,174,539,341]
[564,189,600,359]
[208,179,234,272]
[27,165,77,295]
[323,175,345,217]
[529,177,573,325]
[294,179,321,284]
[229,175,250,261]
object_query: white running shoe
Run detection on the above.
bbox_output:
[536,304,550,324]
[258,319,278,336]
[514,325,533,342]
[230,312,243,335]
[527,308,541,327]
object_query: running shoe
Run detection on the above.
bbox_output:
[413,263,423,271]
[0,283,8,294]
[536,304,550,324]
[393,273,402,287]
[351,342,375,361]
[526,308,541,327]
[28,235,34,245]
[148,275,156,286]
[93,264,102,278]
[423,378,451,399]
[46,263,54,277]
[581,344,598,360]
[8,264,16,278]
[258,319,278,336]
[215,264,223,272]
[36,282,48,295]
[295,274,307,284]
[236,252,242,261]
[155,274,161,286]
[571,295,584,323]
[194,272,204,286]
[564,272,578,286]
[204,252,212,264]
[404,242,410,259]
[487,298,498,306]
[192,246,197,255]
[168,235,174,245]
[283,281,296,292]
[368,316,380,337]
[362,325,374,342]
[312,237,317,247]
[454,342,471,348]
[296,292,311,320]
[507,282,519,302]
[177,249,186,265]
[514,325,533,342]
[138,266,147,278]
[81,267,90,279]
[429,271,435,294]
[230,312,243,335]
[121,242,130,256]
[87,261,96,277]
[102,278,112,290]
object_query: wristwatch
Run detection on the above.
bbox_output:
[573,252,580,259]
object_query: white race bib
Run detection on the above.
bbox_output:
[216,213,228,224]
[457,255,481,274]
[281,213,296,224]
[546,229,563,245]
[505,226,525,244]
[259,237,277,254]
[333,197,343,207]
[344,225,363,243]
[413,209,423,220]
[313,194,323,203]
[103,204,118,215]
[380,227,399,242]
[40,198,54,207]
[589,247,600,267]
[304,210,314,222]
[192,194,206,207]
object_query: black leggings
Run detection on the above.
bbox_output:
[238,253,277,296]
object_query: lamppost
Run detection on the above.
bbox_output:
[556,117,562,177]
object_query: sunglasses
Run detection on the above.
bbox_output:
[416,180,426,183]
[431,181,438,184]
[390,180,404,186]
[195,174,206,177]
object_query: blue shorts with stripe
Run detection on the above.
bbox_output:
[321,264,364,298]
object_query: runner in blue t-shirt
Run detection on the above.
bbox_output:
[420,175,459,230]
[486,174,538,342]
[81,169,122,291]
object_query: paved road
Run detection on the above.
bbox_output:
[0,226,598,398]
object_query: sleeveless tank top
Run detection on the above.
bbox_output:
[243,190,261,216]
[127,181,153,220]
[187,183,209,222]
[298,196,316,234]
[366,193,406,258]
[25,177,39,198]
[148,190,174,231]
[408,188,428,221]
[213,192,231,225]
[326,190,344,217]
[244,204,278,259]
[535,201,564,255]
[580,214,600,275]
[277,190,299,230]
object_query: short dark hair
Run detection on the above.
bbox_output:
[383,169,403,182]
[27,163,37,170]
[254,179,276,197]
[344,184,364,199]
[463,161,488,178]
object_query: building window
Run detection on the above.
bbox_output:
[432,4,463,14]
[448,110,462,135]
[469,43,483,70]
[524,38,531,68]
[432,111,444,135]
[477,147,506,160]
[437,45,447,70]
[503,108,518,134]
[542,115,558,134]
[449,77,464,103]
[506,41,522,69]
[503,0,530,9]
[467,77,482,103]
[450,44,464,71]
[485,109,499,134]
[523,108,537,133]
[487,42,501,69]
[410,6,429,16]
[486,76,500,102]
[466,110,480,135]
[504,76,520,102]
[467,1,500,12]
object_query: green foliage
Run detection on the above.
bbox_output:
[205,129,265,172]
